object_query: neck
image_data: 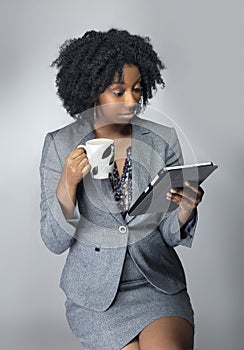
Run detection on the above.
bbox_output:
[93,121,132,139]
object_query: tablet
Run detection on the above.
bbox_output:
[128,162,218,216]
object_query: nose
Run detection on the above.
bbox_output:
[124,92,138,108]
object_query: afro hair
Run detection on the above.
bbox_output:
[51,28,166,119]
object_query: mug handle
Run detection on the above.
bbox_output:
[76,145,91,175]
[77,144,87,152]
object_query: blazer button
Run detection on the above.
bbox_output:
[119,225,127,234]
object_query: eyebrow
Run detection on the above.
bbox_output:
[111,76,141,86]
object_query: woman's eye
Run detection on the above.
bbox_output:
[113,90,124,97]
[133,87,142,93]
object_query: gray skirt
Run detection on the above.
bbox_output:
[65,250,194,350]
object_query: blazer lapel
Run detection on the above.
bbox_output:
[125,118,153,224]
[100,179,126,224]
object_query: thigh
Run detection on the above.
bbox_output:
[139,316,194,350]
[121,336,140,350]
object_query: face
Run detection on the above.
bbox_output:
[95,65,142,125]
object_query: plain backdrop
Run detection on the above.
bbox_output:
[1,1,243,349]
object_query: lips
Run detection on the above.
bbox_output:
[118,112,135,118]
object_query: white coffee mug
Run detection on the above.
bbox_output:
[77,138,114,179]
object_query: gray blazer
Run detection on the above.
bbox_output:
[40,116,197,311]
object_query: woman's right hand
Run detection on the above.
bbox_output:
[56,147,91,218]
[62,147,91,188]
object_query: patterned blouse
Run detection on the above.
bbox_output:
[109,147,132,219]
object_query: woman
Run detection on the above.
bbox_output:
[40,29,204,350]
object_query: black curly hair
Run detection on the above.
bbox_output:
[51,28,166,119]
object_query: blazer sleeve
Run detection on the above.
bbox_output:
[158,127,198,247]
[39,132,78,254]
[159,209,197,248]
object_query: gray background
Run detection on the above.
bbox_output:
[1,0,243,349]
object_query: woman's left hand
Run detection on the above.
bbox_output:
[167,181,204,226]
